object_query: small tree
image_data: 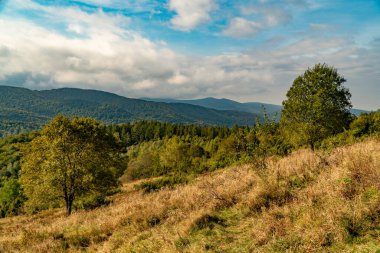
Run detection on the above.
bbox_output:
[21,116,123,216]
[280,63,352,149]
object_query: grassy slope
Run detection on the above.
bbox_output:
[1,139,380,252]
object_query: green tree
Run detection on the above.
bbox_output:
[125,141,162,180]
[21,115,123,216]
[160,137,190,172]
[350,110,380,137]
[280,63,352,149]
[0,178,25,217]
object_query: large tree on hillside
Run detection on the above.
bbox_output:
[21,116,123,216]
[280,63,352,149]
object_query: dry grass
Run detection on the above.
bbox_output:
[1,138,380,252]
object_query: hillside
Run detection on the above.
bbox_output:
[142,97,282,115]
[0,86,258,136]
[1,139,379,252]
[143,97,368,117]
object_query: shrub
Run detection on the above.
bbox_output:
[191,214,226,232]
[74,194,110,211]
[134,173,190,193]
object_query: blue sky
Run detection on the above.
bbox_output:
[0,0,379,109]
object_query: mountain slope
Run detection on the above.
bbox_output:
[142,97,282,115]
[0,86,258,135]
[1,139,379,252]
[143,97,368,117]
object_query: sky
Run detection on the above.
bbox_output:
[0,0,379,110]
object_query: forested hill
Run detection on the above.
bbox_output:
[0,86,258,136]
[142,97,282,115]
[143,97,367,117]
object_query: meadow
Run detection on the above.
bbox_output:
[1,138,379,252]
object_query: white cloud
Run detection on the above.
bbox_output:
[222,18,261,38]
[67,24,84,34]
[263,8,292,26]
[0,0,379,109]
[169,0,216,31]
[131,79,156,90]
[75,0,153,11]
[0,4,178,91]
[168,72,189,85]
[225,3,293,38]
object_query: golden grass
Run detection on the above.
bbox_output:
[1,138,380,252]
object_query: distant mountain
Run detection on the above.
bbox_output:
[142,97,367,117]
[0,86,369,137]
[0,86,258,136]
[142,97,281,116]
[350,108,368,116]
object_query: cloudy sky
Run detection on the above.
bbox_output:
[0,0,379,109]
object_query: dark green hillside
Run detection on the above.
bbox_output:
[39,88,256,124]
[0,86,258,136]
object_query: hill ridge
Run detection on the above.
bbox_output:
[142,96,368,116]
[0,85,258,136]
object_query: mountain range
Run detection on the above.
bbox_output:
[0,86,258,136]
[142,97,367,117]
[141,97,281,115]
[0,85,368,136]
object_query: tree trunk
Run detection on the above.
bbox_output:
[66,203,72,216]
[65,195,74,216]
[310,141,315,151]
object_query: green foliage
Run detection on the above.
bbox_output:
[0,107,377,218]
[0,120,40,138]
[160,136,192,172]
[320,110,380,149]
[0,133,36,217]
[21,115,125,215]
[0,133,36,183]
[73,193,110,211]
[0,178,25,217]
[111,120,231,146]
[251,112,292,163]
[121,115,295,182]
[281,63,352,149]
[123,141,162,180]
[350,110,380,137]
[0,145,21,180]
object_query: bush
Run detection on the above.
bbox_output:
[74,194,110,211]
[134,173,190,193]
[191,214,226,232]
